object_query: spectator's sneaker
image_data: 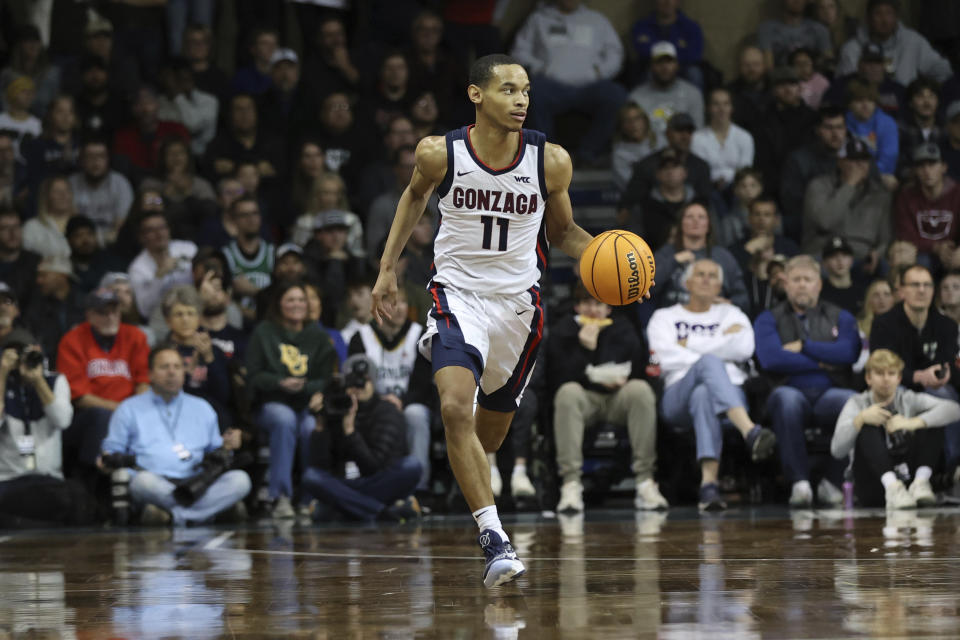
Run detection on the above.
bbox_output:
[271,496,295,519]
[478,529,525,588]
[817,479,844,507]
[789,482,814,508]
[511,470,536,498]
[698,483,726,511]
[379,496,422,523]
[885,480,916,510]
[908,477,936,507]
[140,504,171,526]
[490,466,503,498]
[744,425,777,462]
[635,478,668,511]
[297,502,312,520]
[556,480,584,513]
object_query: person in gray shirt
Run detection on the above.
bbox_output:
[757,0,833,68]
[67,137,133,247]
[628,41,704,143]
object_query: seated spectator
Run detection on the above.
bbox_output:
[727,46,772,131]
[408,89,444,141]
[819,237,870,315]
[308,92,379,198]
[754,255,861,507]
[730,194,800,275]
[57,288,150,483]
[618,113,712,223]
[113,86,190,180]
[68,138,133,247]
[629,0,705,86]
[691,88,754,191]
[747,252,788,320]
[652,201,749,313]
[101,272,155,346]
[231,28,278,97]
[60,15,139,101]
[193,252,246,360]
[156,57,219,156]
[0,133,17,209]
[304,211,367,328]
[717,168,764,249]
[24,255,85,366]
[802,137,891,267]
[247,282,336,519]
[404,10,467,123]
[510,1,626,165]
[339,280,374,343]
[870,264,960,480]
[396,213,434,292]
[254,243,309,321]
[944,101,960,183]
[182,24,230,105]
[160,286,231,427]
[753,67,817,199]
[220,196,276,322]
[791,48,830,109]
[649,259,776,511]
[898,77,946,178]
[355,116,418,218]
[303,282,346,365]
[832,349,958,508]
[0,76,41,162]
[835,0,952,85]
[548,284,663,513]
[141,138,216,240]
[0,25,60,117]
[0,329,96,527]
[233,160,278,239]
[939,271,960,325]
[757,0,832,69]
[0,209,41,307]
[845,79,899,187]
[100,344,250,526]
[67,216,125,293]
[73,57,127,141]
[129,211,197,319]
[202,94,284,186]
[611,102,662,193]
[23,175,73,259]
[362,51,416,133]
[301,16,361,101]
[302,354,422,523]
[894,144,960,267]
[627,42,703,143]
[289,139,329,223]
[259,49,315,145]
[824,41,905,118]
[290,172,364,256]
[814,0,860,67]
[0,283,22,344]
[20,96,79,195]
[623,149,693,252]
[780,106,848,236]
[854,279,896,372]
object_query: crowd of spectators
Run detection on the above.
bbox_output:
[2,0,960,527]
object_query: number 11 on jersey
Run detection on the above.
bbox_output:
[480,215,509,251]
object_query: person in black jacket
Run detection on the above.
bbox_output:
[302,354,422,522]
[870,264,960,473]
[547,285,663,514]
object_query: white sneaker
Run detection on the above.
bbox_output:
[817,479,844,507]
[272,496,295,519]
[511,470,536,497]
[490,466,503,498]
[885,480,916,510]
[634,478,668,510]
[789,482,813,508]
[556,480,584,512]
[908,477,936,507]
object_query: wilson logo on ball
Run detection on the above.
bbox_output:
[626,251,640,300]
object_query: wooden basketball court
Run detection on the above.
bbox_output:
[2,507,959,638]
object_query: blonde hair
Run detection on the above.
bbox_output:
[616,102,658,147]
[857,279,890,336]
[865,349,904,375]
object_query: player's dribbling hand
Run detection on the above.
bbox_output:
[371,269,399,326]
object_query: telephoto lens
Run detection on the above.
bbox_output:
[111,468,131,526]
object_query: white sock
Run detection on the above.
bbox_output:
[512,463,527,477]
[881,471,898,489]
[914,466,932,482]
[473,505,508,542]
[793,480,812,495]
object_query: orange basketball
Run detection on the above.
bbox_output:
[578,230,656,306]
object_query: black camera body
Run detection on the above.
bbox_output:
[322,357,372,418]
[173,447,233,506]
[21,349,44,370]
[101,452,138,471]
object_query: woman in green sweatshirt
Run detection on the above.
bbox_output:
[247,281,335,519]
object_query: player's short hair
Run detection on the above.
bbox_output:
[469,54,522,89]
[865,349,904,374]
[682,259,724,287]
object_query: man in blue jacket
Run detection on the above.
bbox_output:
[754,255,861,508]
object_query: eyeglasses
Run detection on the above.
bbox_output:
[903,281,934,290]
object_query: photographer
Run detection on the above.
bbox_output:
[100,344,250,526]
[302,355,422,523]
[0,330,97,526]
[833,350,960,508]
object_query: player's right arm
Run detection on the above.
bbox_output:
[371,135,446,325]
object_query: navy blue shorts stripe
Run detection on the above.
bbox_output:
[428,281,484,381]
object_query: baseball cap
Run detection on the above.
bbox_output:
[314,210,350,230]
[277,243,304,259]
[37,255,75,278]
[85,287,119,311]
[860,42,885,63]
[666,112,695,131]
[0,328,38,352]
[842,137,873,160]
[823,236,854,258]
[270,48,299,66]
[85,14,113,37]
[946,100,960,122]
[99,272,130,289]
[770,67,800,85]
[651,41,677,60]
[913,142,942,164]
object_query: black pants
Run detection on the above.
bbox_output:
[0,474,100,527]
[853,425,944,507]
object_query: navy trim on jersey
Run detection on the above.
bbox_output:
[428,282,484,382]
[436,129,460,199]
[477,285,544,412]
[523,129,549,200]
[535,218,549,280]
[428,211,442,281]
[463,125,526,176]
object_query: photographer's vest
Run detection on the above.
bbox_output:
[769,300,853,388]
[356,322,423,397]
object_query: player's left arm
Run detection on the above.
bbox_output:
[543,142,593,260]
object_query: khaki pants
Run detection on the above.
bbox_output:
[553,380,658,484]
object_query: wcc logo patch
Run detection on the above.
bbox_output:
[514,176,531,183]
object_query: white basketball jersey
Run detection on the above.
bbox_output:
[433,126,549,294]
[357,321,423,396]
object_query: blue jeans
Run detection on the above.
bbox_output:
[130,469,251,526]
[301,455,422,522]
[920,384,960,467]
[527,75,626,160]
[767,386,856,484]
[403,403,432,492]
[257,403,315,500]
[661,355,748,461]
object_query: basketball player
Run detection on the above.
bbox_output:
[373,54,651,587]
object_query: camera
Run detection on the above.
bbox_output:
[173,447,232,506]
[101,452,138,471]
[21,349,43,370]
[322,356,372,418]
